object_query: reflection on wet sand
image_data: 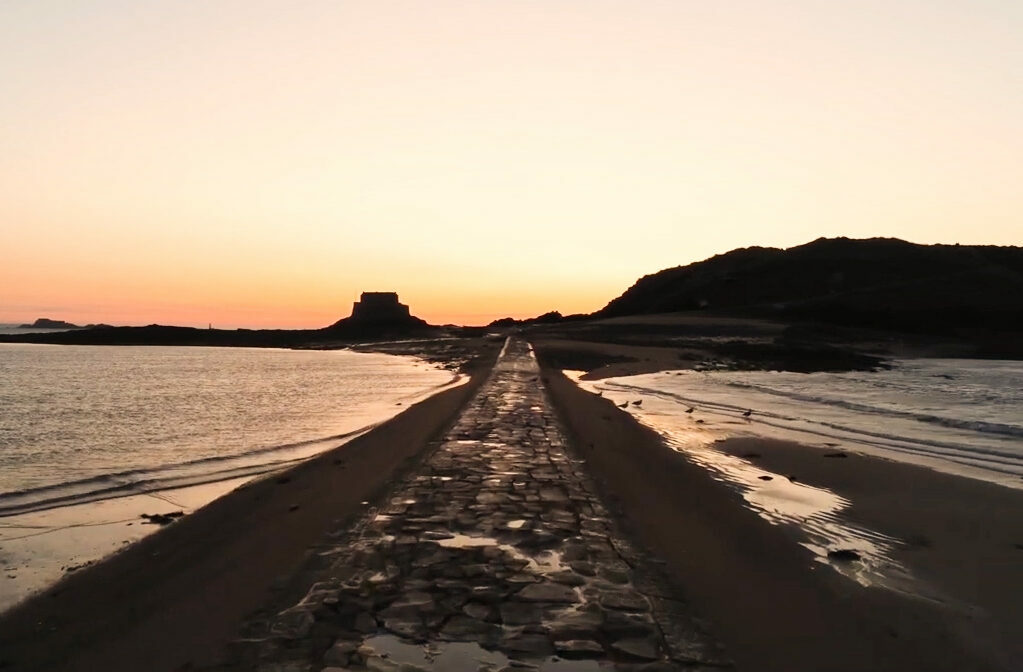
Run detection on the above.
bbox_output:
[566,371,917,593]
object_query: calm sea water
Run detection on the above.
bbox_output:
[581,359,1023,486]
[0,344,458,515]
[0,325,80,335]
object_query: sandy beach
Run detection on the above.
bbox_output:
[1,335,1019,672]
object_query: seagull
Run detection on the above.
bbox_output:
[631,400,643,406]
[617,401,629,408]
[742,409,753,418]
[685,406,695,414]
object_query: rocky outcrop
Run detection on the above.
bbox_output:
[598,237,1023,334]
[18,318,81,329]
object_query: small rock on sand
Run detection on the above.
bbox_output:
[140,511,185,526]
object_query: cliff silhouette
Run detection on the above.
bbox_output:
[598,238,1023,334]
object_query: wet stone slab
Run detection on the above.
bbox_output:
[227,339,729,672]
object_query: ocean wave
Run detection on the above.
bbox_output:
[720,380,1023,439]
[601,379,1023,474]
[0,427,371,517]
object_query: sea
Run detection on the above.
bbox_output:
[0,341,462,609]
[571,358,1023,589]
[579,359,1023,486]
[0,343,460,516]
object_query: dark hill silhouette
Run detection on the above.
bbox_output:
[598,237,1023,334]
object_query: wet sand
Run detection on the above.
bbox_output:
[541,366,1019,671]
[0,477,253,613]
[718,436,1023,666]
[0,345,499,672]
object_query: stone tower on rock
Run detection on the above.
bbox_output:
[349,292,411,323]
[326,291,429,333]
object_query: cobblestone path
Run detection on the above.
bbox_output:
[231,339,728,672]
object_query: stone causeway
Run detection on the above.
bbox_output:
[226,338,729,671]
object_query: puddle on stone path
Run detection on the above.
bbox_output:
[526,548,566,574]
[435,534,498,548]
[431,533,567,576]
[364,635,608,671]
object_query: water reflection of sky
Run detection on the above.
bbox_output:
[564,371,916,593]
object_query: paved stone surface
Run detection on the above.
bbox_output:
[227,339,729,672]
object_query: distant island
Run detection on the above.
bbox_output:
[1,292,445,348]
[18,318,83,329]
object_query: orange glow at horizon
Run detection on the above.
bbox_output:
[2,1,1021,329]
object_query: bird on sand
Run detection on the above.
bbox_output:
[617,401,629,408]
[742,409,753,418]
[685,406,695,414]
[631,399,643,406]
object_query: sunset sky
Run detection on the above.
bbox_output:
[2,1,1021,328]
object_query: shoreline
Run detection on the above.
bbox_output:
[0,351,473,612]
[540,363,1020,671]
[0,341,501,672]
[541,335,1022,492]
[0,476,252,613]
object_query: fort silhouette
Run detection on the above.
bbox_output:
[348,292,411,323]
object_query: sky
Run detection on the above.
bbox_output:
[2,1,1021,328]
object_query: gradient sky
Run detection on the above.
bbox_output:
[2,1,1021,328]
